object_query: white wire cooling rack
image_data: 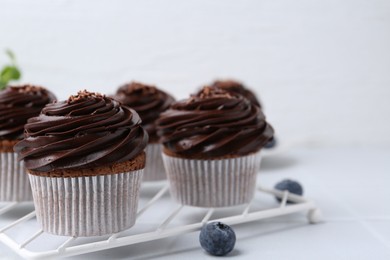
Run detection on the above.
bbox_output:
[0,182,322,260]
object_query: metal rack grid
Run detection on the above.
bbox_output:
[0,183,322,259]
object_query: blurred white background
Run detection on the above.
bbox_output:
[0,0,389,147]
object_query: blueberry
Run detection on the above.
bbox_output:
[199,222,236,256]
[274,179,303,203]
[264,137,277,149]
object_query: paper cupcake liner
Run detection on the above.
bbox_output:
[162,152,261,208]
[143,144,166,182]
[0,152,33,202]
[29,170,143,237]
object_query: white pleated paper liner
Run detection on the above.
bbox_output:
[29,170,143,237]
[162,152,261,208]
[143,144,166,182]
[0,152,33,202]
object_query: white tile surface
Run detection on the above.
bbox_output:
[1,147,390,259]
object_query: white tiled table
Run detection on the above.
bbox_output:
[1,147,390,259]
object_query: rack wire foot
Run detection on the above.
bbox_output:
[307,208,323,224]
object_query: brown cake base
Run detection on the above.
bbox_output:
[0,139,19,153]
[28,152,146,178]
[148,134,160,144]
[162,146,256,160]
[28,152,146,236]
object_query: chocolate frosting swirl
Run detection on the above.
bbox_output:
[0,85,56,140]
[14,90,148,172]
[157,87,274,158]
[114,82,175,142]
[211,80,261,107]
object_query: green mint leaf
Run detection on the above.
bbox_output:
[0,66,21,82]
[0,49,22,90]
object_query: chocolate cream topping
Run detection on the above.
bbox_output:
[0,85,56,140]
[211,80,261,107]
[157,87,274,158]
[114,82,175,142]
[14,90,148,172]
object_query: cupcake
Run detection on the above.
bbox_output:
[211,80,261,107]
[14,90,148,236]
[157,87,274,207]
[114,82,175,181]
[0,85,55,201]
